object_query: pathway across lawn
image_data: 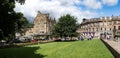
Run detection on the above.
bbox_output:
[0,39,114,58]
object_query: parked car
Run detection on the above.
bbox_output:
[19,37,31,43]
[12,39,21,43]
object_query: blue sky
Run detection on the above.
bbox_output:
[97,0,120,17]
[14,0,120,23]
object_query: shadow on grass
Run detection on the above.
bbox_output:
[0,46,46,58]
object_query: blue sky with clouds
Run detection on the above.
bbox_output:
[97,0,120,17]
[14,0,120,23]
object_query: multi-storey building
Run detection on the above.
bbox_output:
[77,15,120,39]
[25,11,56,39]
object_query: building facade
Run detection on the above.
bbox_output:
[77,15,120,39]
[25,11,56,39]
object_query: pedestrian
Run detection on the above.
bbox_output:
[79,36,84,41]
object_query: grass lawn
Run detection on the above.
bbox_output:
[0,39,114,58]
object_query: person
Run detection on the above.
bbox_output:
[90,35,92,40]
[79,36,84,41]
[88,35,92,40]
[107,35,110,40]
[87,35,89,40]
[90,35,94,40]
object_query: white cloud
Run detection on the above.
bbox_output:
[14,0,97,23]
[81,0,118,9]
[14,0,118,23]
[102,0,118,6]
[82,0,102,9]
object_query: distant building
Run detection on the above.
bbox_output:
[77,15,120,39]
[25,11,56,39]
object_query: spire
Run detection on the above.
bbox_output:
[53,18,56,23]
[46,13,49,17]
[111,15,114,18]
[38,11,41,14]
[54,18,55,21]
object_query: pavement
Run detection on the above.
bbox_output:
[104,39,120,54]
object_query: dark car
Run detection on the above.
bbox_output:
[12,39,21,43]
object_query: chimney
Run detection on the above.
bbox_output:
[83,18,87,22]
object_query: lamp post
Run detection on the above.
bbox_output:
[113,28,116,41]
[45,22,47,40]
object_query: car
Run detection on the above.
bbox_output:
[12,39,21,43]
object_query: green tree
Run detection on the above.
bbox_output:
[52,14,79,40]
[0,0,25,41]
[16,12,30,36]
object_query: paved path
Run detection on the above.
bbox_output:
[104,40,120,54]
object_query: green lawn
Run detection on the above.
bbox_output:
[0,39,114,58]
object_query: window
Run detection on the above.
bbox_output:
[93,23,95,26]
[94,23,96,26]
[29,31,33,33]
[114,26,116,29]
[114,21,116,24]
[44,22,47,24]
[86,28,88,31]
[89,28,91,31]
[105,28,106,31]
[87,24,89,27]
[96,28,98,31]
[118,26,120,30]
[41,25,44,27]
[110,28,111,31]
[41,31,44,33]
[101,28,102,31]
[91,24,93,26]
[103,23,104,26]
[109,22,112,25]
[100,22,103,26]
[93,28,94,31]
[90,24,92,26]
[104,23,107,26]
[97,23,99,26]
[35,25,38,28]
[118,21,120,24]
[40,31,44,33]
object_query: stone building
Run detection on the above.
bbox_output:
[25,11,56,39]
[77,15,120,39]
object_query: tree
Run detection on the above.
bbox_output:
[15,12,30,36]
[52,14,79,40]
[0,0,25,41]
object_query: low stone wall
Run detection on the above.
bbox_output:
[101,39,120,58]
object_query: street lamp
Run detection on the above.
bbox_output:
[113,28,116,41]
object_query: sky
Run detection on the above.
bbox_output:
[14,0,120,23]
